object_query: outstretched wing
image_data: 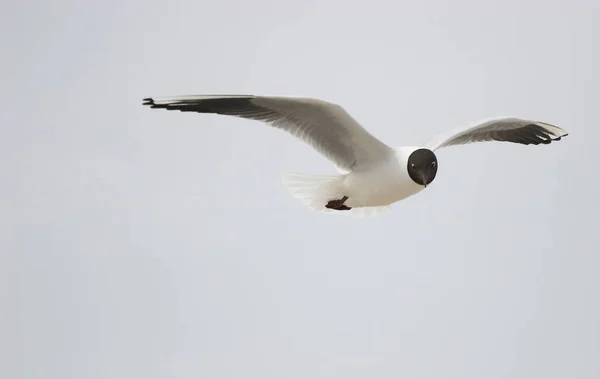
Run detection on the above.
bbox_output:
[425,117,568,151]
[143,95,393,171]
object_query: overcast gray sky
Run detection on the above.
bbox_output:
[2,0,599,378]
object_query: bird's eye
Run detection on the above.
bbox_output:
[431,162,436,168]
[411,164,416,169]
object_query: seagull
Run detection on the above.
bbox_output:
[142,95,568,216]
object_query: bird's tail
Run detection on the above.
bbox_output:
[281,173,390,217]
[282,173,346,211]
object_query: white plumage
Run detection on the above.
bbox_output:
[143,95,568,216]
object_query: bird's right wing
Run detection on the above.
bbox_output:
[425,117,568,151]
[143,95,394,171]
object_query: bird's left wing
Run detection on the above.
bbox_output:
[143,95,394,172]
[425,117,568,151]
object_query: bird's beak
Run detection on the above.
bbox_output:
[422,174,428,187]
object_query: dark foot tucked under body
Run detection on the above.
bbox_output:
[325,196,352,211]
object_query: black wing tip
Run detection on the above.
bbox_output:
[142,97,155,106]
[528,124,569,145]
[142,97,171,110]
[549,131,569,143]
[546,123,569,142]
[532,133,568,145]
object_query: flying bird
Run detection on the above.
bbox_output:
[143,95,568,216]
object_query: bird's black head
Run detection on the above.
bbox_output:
[407,148,438,187]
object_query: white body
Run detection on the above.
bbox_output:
[343,147,424,207]
[282,147,424,216]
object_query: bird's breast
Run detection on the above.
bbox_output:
[344,159,424,207]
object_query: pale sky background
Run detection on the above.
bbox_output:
[1,0,599,378]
